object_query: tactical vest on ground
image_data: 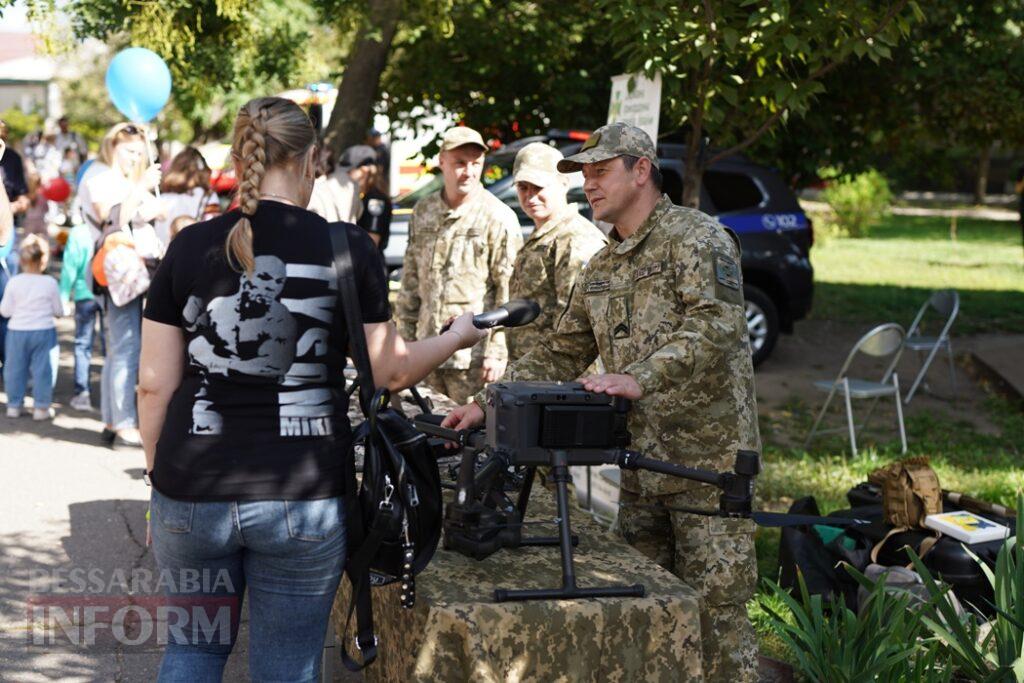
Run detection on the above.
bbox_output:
[868,457,942,529]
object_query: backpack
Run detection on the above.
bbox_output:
[868,457,942,529]
[327,222,443,672]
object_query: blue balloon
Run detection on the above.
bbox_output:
[105,48,172,123]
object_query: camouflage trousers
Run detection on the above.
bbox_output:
[423,368,485,405]
[618,483,758,683]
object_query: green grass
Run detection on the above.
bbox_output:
[809,215,1024,333]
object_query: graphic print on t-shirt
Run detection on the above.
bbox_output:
[181,255,338,437]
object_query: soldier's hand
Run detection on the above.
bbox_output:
[440,402,485,448]
[481,357,506,383]
[578,373,644,400]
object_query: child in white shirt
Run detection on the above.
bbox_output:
[0,234,62,420]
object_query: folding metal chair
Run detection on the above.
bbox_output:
[903,289,959,404]
[805,323,907,458]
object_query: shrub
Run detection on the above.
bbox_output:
[758,571,951,682]
[821,169,893,238]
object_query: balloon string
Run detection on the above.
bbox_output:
[145,122,161,199]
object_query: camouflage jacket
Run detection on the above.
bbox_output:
[506,206,607,362]
[395,188,522,369]
[495,195,761,496]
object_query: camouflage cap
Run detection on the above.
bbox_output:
[557,122,659,173]
[513,142,566,189]
[440,126,488,154]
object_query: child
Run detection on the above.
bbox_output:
[168,214,196,242]
[0,235,62,420]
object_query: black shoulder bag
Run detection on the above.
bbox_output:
[327,223,443,672]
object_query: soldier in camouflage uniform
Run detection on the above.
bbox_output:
[443,122,761,682]
[395,126,523,403]
[507,142,607,361]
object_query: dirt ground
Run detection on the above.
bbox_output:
[754,319,1003,450]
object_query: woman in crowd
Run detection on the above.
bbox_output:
[307,146,362,223]
[86,123,163,447]
[137,96,486,681]
[155,146,214,246]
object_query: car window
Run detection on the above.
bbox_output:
[662,169,684,206]
[702,171,765,213]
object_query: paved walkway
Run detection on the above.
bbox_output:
[0,318,359,681]
[963,334,1024,401]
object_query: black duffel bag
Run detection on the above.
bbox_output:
[328,223,443,671]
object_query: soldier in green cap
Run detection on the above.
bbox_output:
[507,142,607,362]
[443,122,761,682]
[395,126,523,403]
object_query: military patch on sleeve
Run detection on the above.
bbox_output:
[714,252,740,291]
[585,279,611,293]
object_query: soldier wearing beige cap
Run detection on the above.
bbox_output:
[445,122,761,682]
[395,126,522,403]
[506,142,606,362]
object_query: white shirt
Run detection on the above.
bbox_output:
[73,161,109,227]
[307,170,363,223]
[0,273,62,330]
[154,187,207,245]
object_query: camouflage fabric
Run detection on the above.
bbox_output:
[484,194,762,680]
[506,206,607,362]
[557,122,660,173]
[423,367,486,406]
[619,480,758,683]
[333,489,705,682]
[487,195,761,496]
[395,189,522,369]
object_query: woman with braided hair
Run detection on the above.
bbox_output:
[137,96,488,680]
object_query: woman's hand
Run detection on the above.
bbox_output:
[446,311,488,349]
[142,164,162,192]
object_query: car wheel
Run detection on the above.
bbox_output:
[743,284,779,367]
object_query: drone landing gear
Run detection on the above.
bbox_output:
[494,450,645,603]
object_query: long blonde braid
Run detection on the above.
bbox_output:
[226,97,316,273]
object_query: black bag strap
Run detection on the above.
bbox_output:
[327,222,383,671]
[327,222,375,414]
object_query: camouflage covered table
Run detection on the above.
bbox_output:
[332,383,704,683]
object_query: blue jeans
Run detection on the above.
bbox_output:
[101,296,141,429]
[150,490,347,682]
[73,299,102,395]
[3,328,59,409]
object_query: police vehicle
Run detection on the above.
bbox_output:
[384,132,813,366]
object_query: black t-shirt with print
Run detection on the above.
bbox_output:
[143,200,391,501]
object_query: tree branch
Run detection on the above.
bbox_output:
[707,0,909,165]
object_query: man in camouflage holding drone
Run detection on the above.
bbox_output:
[444,122,762,681]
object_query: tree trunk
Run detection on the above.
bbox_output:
[323,0,402,158]
[974,142,994,205]
[681,122,704,209]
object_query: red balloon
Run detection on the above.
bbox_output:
[41,177,71,202]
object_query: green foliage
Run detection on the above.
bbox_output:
[758,570,950,682]
[382,0,622,148]
[0,108,44,143]
[908,495,1024,682]
[594,0,918,161]
[57,0,344,138]
[754,1,1024,190]
[820,169,893,238]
